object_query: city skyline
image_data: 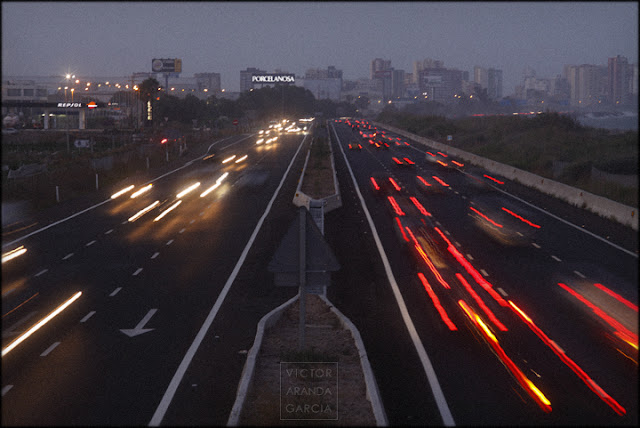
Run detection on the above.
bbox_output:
[2,2,637,94]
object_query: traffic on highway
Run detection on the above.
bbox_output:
[1,117,637,426]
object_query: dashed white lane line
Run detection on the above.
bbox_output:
[133,268,143,276]
[551,255,562,262]
[532,242,541,249]
[179,228,186,234]
[35,269,48,277]
[199,212,205,216]
[574,270,586,279]
[151,252,160,259]
[166,239,174,246]
[80,311,96,322]
[40,341,60,356]
[63,253,74,260]
[2,385,14,396]
[110,287,122,297]
[86,240,96,247]
[466,254,474,261]
[497,287,508,297]
[189,220,195,224]
[105,229,114,235]
[121,220,128,225]
[480,269,489,277]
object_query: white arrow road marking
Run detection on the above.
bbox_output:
[120,309,157,337]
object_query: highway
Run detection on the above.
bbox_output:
[2,130,305,425]
[2,118,637,426]
[325,119,637,425]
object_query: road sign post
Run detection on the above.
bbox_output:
[268,206,340,350]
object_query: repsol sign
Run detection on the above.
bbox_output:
[251,74,295,84]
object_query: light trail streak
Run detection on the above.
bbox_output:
[2,246,27,263]
[470,206,503,227]
[418,273,457,330]
[435,227,509,307]
[417,176,432,186]
[501,207,541,228]
[2,291,82,357]
[154,200,182,222]
[130,184,153,198]
[387,196,405,216]
[176,182,201,198]
[128,201,160,222]
[557,283,637,349]
[593,283,638,312]
[235,154,248,163]
[410,197,432,217]
[458,300,552,413]
[508,300,626,415]
[456,273,507,331]
[111,185,135,199]
[432,176,449,187]
[483,174,504,184]
[222,155,236,163]
[389,177,401,191]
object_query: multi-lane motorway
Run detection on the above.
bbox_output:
[2,130,304,425]
[325,119,637,425]
[2,119,637,426]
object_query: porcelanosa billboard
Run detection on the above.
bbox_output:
[251,73,296,84]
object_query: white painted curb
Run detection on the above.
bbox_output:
[318,293,389,426]
[227,294,299,426]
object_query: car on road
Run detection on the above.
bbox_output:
[370,171,402,196]
[468,194,541,246]
[348,141,363,150]
[392,156,415,167]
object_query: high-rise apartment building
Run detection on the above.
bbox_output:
[565,64,607,106]
[474,66,503,99]
[370,58,392,80]
[608,55,631,105]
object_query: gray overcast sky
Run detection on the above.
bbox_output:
[2,1,638,94]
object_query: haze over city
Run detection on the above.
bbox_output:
[2,1,638,94]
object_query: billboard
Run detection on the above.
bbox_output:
[152,58,182,73]
[251,73,295,84]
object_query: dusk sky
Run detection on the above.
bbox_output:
[2,2,638,94]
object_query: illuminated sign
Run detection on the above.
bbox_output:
[87,102,98,109]
[152,58,182,73]
[251,74,295,84]
[57,102,83,108]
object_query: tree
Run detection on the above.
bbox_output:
[139,77,160,104]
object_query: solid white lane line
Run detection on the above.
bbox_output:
[63,253,74,260]
[489,185,638,258]
[329,122,455,426]
[110,287,122,297]
[35,269,48,277]
[151,252,160,259]
[2,385,13,396]
[133,268,143,276]
[40,341,60,356]
[86,240,96,247]
[149,131,309,427]
[80,311,96,322]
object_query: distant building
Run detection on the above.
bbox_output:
[194,73,221,95]
[303,66,343,101]
[474,66,503,99]
[240,67,267,92]
[417,67,465,103]
[370,58,392,80]
[608,55,632,106]
[565,64,607,106]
